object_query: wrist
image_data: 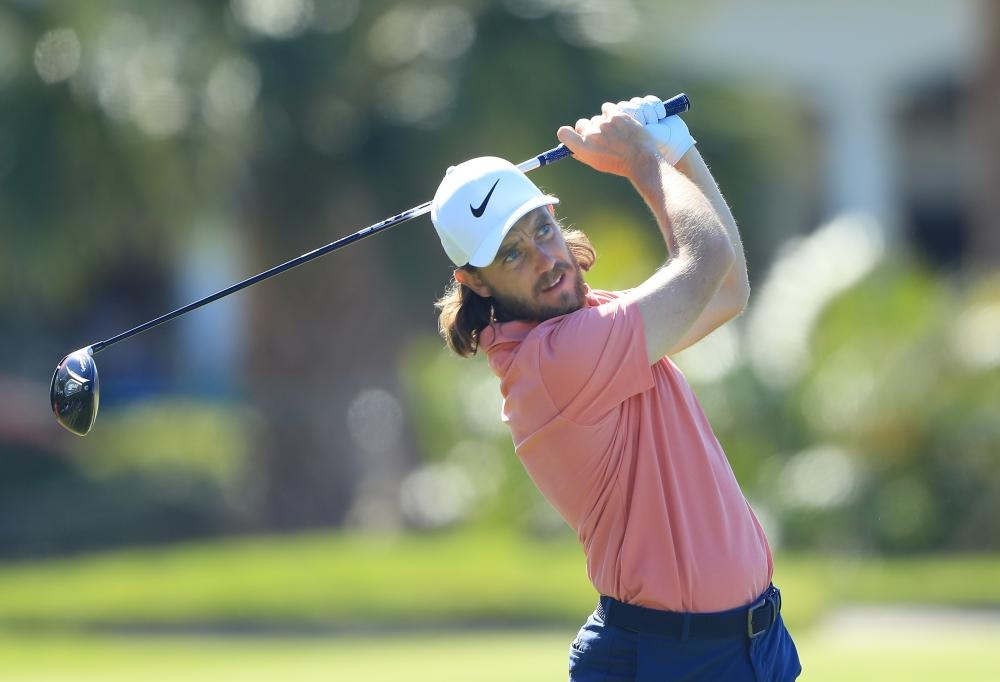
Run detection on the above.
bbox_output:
[672,146,700,176]
[647,115,696,166]
[623,143,669,184]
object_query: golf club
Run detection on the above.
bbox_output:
[50,93,691,436]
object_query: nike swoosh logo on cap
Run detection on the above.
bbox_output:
[470,178,500,218]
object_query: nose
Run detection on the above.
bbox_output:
[529,242,558,274]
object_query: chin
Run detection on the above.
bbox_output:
[537,294,585,321]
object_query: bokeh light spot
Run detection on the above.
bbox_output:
[368,6,425,66]
[803,348,877,433]
[34,27,81,84]
[399,463,474,529]
[672,324,741,384]
[748,213,885,388]
[131,77,191,138]
[951,302,1000,370]
[419,6,476,61]
[780,443,859,509]
[231,0,314,39]
[204,55,261,129]
[376,68,455,129]
[558,0,639,47]
[347,388,404,457]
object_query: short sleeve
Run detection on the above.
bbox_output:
[537,297,654,425]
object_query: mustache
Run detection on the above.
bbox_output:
[534,262,573,295]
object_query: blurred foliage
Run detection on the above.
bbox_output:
[77,399,252,483]
[404,244,1000,554]
[692,254,1000,554]
[0,442,227,558]
[0,0,994,558]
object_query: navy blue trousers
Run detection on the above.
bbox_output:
[568,588,801,681]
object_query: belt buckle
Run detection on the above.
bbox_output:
[746,596,776,639]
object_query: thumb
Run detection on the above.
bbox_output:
[557,125,583,150]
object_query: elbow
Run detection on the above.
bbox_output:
[729,270,750,315]
[701,229,736,287]
[738,275,751,311]
[704,231,750,317]
[718,255,751,319]
[726,282,750,320]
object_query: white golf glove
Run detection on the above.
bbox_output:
[617,95,695,165]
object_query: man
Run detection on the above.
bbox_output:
[431,96,801,681]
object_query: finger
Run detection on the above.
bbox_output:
[632,96,656,125]
[618,99,642,123]
[641,103,658,125]
[601,101,617,117]
[575,117,590,132]
[643,94,666,120]
[557,125,584,149]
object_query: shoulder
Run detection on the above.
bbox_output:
[493,291,642,361]
[481,289,629,350]
[541,290,640,345]
[483,290,655,426]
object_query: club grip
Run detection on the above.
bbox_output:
[527,93,691,170]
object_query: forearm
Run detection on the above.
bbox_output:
[627,147,730,264]
[625,148,734,361]
[675,148,750,299]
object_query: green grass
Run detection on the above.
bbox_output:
[0,530,595,629]
[0,630,571,682]
[2,530,1000,633]
[800,632,1000,682]
[773,553,1000,629]
[1,628,999,682]
[2,532,1000,680]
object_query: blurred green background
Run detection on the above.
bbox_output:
[2,0,999,679]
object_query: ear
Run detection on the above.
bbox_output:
[454,268,492,298]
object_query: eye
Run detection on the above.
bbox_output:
[501,247,520,265]
[536,223,552,238]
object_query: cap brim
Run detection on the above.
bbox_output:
[467,195,560,267]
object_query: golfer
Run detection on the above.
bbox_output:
[431,96,801,681]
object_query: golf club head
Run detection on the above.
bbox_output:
[50,347,99,436]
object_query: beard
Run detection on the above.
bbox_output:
[491,260,587,323]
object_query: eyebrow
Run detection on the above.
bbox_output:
[498,211,549,254]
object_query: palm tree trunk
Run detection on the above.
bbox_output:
[241,177,415,532]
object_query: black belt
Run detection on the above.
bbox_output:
[596,585,782,640]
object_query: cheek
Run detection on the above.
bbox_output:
[482,270,525,298]
[552,237,573,261]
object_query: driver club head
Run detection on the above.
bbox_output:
[50,347,100,436]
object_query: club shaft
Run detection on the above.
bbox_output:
[90,93,690,355]
[91,200,433,354]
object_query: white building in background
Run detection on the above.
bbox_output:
[176,217,245,394]
[638,0,980,245]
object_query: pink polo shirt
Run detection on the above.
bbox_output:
[480,288,772,613]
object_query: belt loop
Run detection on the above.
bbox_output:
[680,613,691,641]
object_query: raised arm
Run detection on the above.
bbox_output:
[557,103,734,364]
[665,148,750,355]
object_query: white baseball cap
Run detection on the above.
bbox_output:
[431,156,559,267]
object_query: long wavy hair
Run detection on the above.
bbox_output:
[435,227,596,357]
